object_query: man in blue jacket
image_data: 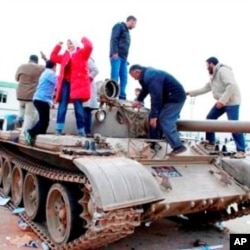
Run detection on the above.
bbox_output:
[109,16,137,100]
[130,64,187,156]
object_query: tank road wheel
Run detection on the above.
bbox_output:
[11,165,25,206]
[23,173,47,221]
[46,183,81,244]
[2,159,12,196]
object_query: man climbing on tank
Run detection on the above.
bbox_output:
[130,64,187,156]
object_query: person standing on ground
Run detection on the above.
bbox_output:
[186,56,246,158]
[15,55,44,133]
[129,64,187,156]
[110,15,137,100]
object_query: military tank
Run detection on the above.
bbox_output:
[0,79,250,250]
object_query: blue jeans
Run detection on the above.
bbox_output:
[56,80,85,135]
[159,102,185,149]
[206,104,245,152]
[110,57,128,100]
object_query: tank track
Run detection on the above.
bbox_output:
[0,147,143,250]
[185,197,250,226]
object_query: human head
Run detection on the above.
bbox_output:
[126,15,137,29]
[129,64,144,80]
[45,60,56,71]
[29,55,39,64]
[206,56,219,75]
[134,88,141,97]
[67,38,80,52]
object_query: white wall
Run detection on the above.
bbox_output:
[0,87,19,119]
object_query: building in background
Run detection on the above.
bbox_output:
[0,81,19,128]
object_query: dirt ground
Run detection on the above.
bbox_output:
[0,204,249,250]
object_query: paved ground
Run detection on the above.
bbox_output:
[0,206,42,250]
[0,204,249,250]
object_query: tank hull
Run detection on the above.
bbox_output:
[1,79,250,248]
[1,129,250,249]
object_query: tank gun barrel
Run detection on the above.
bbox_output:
[177,120,250,133]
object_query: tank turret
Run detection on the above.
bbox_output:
[92,79,150,138]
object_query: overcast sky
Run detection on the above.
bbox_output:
[1,0,250,121]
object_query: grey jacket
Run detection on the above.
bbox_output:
[189,63,241,105]
[83,58,99,108]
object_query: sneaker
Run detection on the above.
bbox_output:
[169,146,187,156]
[55,130,63,136]
[24,130,35,146]
[231,151,246,159]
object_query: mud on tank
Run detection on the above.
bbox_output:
[0,79,250,249]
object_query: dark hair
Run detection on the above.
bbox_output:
[206,56,219,65]
[45,60,56,69]
[126,15,137,22]
[129,64,143,72]
[29,55,38,63]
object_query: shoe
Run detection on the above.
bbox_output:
[169,146,187,156]
[199,140,209,145]
[204,143,216,151]
[24,130,35,146]
[55,130,62,135]
[231,151,246,159]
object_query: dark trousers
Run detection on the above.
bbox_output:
[29,100,50,137]
[84,107,93,134]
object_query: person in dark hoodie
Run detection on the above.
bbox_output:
[110,15,137,100]
[130,64,187,156]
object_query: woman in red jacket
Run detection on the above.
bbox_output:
[50,37,93,135]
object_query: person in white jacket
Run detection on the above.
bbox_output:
[187,56,246,158]
[83,58,99,137]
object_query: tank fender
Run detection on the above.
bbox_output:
[73,157,164,211]
[222,158,250,188]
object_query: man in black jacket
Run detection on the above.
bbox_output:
[110,16,137,100]
[130,64,187,156]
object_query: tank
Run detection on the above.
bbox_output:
[1,79,250,250]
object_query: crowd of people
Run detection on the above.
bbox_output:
[14,15,246,158]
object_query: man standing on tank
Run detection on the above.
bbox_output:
[15,55,44,133]
[187,57,246,159]
[109,15,137,100]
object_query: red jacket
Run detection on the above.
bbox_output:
[50,37,93,102]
